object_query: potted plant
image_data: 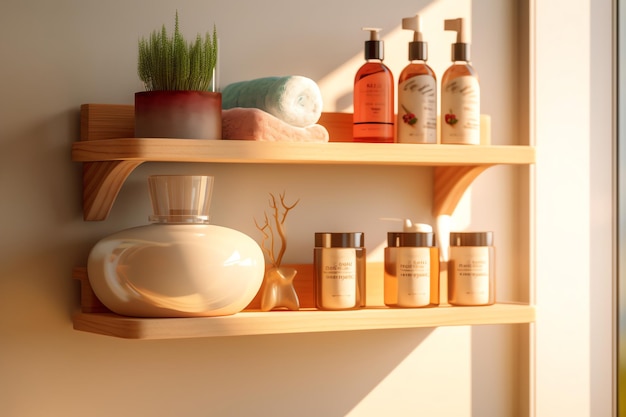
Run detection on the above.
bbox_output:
[135,11,221,139]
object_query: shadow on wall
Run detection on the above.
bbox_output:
[61,327,435,416]
[204,329,433,416]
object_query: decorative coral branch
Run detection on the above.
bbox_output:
[273,192,299,267]
[254,212,276,266]
[254,192,299,268]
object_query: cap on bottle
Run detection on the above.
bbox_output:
[363,27,384,60]
[315,232,365,248]
[444,18,471,62]
[450,232,493,247]
[402,14,428,61]
[388,232,435,247]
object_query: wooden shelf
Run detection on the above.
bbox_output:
[71,104,536,340]
[72,138,534,166]
[72,263,535,339]
[72,104,535,220]
[73,303,535,340]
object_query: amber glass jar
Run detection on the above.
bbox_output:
[314,232,366,310]
[448,232,495,306]
[384,232,439,307]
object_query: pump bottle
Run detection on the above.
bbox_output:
[353,27,394,143]
[441,18,480,145]
[397,15,437,144]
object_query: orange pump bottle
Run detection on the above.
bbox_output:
[353,28,394,143]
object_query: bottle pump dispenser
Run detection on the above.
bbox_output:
[402,15,427,61]
[444,18,470,62]
[363,27,383,61]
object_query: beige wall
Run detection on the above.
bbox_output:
[0,0,613,416]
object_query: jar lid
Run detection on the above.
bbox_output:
[450,232,493,246]
[387,232,435,247]
[315,232,364,248]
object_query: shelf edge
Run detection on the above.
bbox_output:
[71,139,536,166]
[73,303,536,340]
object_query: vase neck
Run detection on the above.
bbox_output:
[149,214,210,224]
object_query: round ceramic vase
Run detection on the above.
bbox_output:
[87,175,264,317]
[87,223,265,317]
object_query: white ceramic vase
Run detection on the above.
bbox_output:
[87,175,264,317]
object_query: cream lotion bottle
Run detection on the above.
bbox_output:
[353,27,394,143]
[441,18,480,145]
[397,14,437,144]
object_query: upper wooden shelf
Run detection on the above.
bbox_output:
[72,104,535,220]
[72,138,534,166]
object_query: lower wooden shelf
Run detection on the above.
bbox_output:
[73,303,535,339]
[73,264,535,339]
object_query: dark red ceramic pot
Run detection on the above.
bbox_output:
[134,91,222,139]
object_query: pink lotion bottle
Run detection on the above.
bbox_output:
[353,27,394,143]
[397,14,437,144]
[441,18,480,145]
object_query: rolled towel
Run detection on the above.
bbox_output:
[222,76,323,128]
[222,108,329,142]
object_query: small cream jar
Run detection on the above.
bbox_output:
[384,232,439,307]
[314,232,366,310]
[448,232,495,306]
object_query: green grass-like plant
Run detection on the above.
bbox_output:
[138,12,218,91]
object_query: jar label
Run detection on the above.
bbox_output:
[397,75,437,143]
[441,75,480,144]
[397,247,431,307]
[451,246,490,305]
[321,248,357,309]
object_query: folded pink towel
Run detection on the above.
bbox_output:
[222,108,329,142]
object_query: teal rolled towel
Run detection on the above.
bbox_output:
[222,76,323,127]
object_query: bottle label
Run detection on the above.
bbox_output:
[450,246,490,305]
[396,247,431,307]
[441,75,480,144]
[320,248,357,309]
[354,71,394,140]
[397,75,437,144]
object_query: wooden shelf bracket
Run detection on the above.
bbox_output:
[83,160,144,221]
[432,165,492,217]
